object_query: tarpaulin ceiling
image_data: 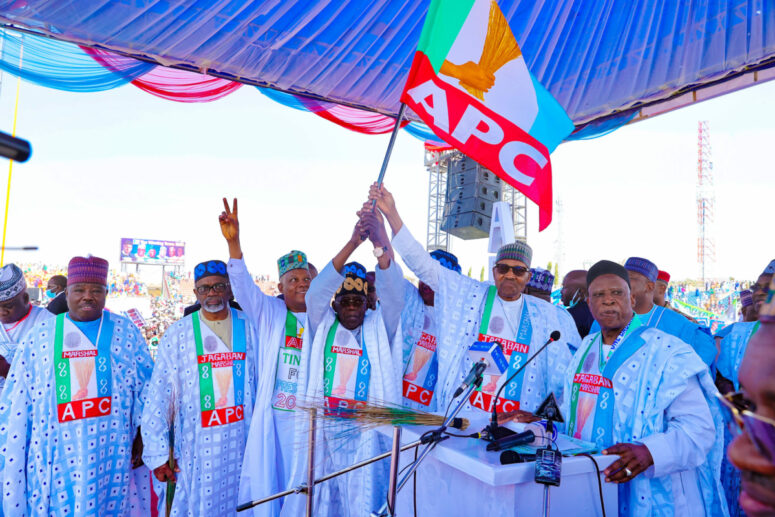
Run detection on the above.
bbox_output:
[0,0,773,130]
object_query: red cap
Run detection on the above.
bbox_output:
[657,270,670,283]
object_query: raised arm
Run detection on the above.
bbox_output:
[219,197,272,318]
[360,206,404,341]
[306,219,367,331]
[368,182,443,292]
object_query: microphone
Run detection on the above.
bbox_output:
[0,131,31,162]
[453,360,487,398]
[500,450,536,464]
[487,423,547,451]
[485,330,561,440]
[453,341,509,398]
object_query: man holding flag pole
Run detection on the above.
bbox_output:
[362,0,579,417]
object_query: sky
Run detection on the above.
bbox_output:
[0,70,771,285]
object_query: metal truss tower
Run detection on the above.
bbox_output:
[424,150,527,250]
[501,182,527,241]
[425,149,452,251]
[696,121,716,282]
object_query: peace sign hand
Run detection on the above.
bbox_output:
[219,198,240,243]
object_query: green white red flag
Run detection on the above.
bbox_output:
[401,0,574,230]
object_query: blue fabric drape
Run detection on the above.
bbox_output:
[0,30,154,92]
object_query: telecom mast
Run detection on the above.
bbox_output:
[696,121,716,283]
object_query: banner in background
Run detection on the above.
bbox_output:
[120,238,185,266]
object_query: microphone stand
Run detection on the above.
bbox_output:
[483,334,558,441]
[371,372,484,516]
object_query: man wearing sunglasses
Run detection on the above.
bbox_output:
[368,182,579,419]
[282,209,403,517]
[560,260,727,517]
[727,276,775,516]
[142,259,258,516]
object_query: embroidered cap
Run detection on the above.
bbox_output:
[495,240,532,267]
[657,270,670,284]
[0,263,26,302]
[762,259,775,276]
[430,249,461,273]
[527,267,554,293]
[68,256,109,286]
[278,250,308,278]
[624,257,658,283]
[194,260,228,282]
[335,261,368,298]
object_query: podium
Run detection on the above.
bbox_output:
[377,415,618,516]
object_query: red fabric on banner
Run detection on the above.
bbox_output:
[131,66,241,102]
[401,53,553,230]
[81,46,241,102]
[296,96,410,135]
[424,142,454,152]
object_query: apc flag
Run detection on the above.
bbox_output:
[401,0,574,230]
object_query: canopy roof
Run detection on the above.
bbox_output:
[1,0,773,130]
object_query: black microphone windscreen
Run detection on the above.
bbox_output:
[500,450,523,465]
[550,330,561,341]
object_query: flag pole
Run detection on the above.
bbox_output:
[372,103,407,205]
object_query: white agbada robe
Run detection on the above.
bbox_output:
[392,226,579,414]
[561,323,728,517]
[228,258,312,517]
[280,261,402,517]
[0,310,154,516]
[142,308,257,516]
[0,304,53,394]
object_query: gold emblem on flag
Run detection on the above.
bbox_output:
[441,0,522,101]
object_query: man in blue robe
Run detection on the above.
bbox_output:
[561,260,727,517]
[714,260,774,517]
[716,261,775,391]
[0,256,154,515]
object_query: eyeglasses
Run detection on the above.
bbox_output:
[195,282,229,295]
[716,391,775,463]
[494,264,529,277]
[337,297,365,309]
[752,283,769,293]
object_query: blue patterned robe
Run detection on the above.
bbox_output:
[716,321,757,390]
[0,311,153,516]
[142,309,258,516]
[562,326,728,517]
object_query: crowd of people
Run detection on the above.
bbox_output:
[20,263,151,299]
[0,184,771,517]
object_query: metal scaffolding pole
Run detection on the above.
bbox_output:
[425,149,450,252]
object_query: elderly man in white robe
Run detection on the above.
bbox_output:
[142,259,258,516]
[368,182,578,421]
[0,255,153,515]
[217,198,314,517]
[560,260,727,517]
[281,210,402,517]
[0,263,53,395]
